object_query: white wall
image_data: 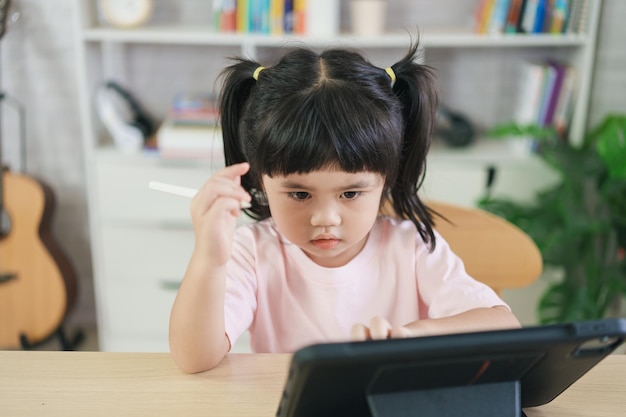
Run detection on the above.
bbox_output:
[1,1,625,330]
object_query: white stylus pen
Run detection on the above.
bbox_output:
[148,181,252,209]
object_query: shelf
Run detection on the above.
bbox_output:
[95,138,541,167]
[428,139,542,165]
[82,26,589,48]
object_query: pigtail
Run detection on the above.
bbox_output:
[219,58,260,168]
[218,58,269,219]
[388,39,439,249]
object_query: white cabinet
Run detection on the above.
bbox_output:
[73,1,601,351]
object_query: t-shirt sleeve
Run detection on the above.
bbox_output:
[223,226,258,350]
[415,229,509,319]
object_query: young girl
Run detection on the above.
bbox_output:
[169,39,520,373]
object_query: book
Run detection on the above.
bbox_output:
[566,0,589,34]
[249,0,270,33]
[575,0,590,34]
[504,0,526,33]
[156,119,224,160]
[284,0,294,32]
[540,0,555,33]
[215,0,237,32]
[237,0,250,32]
[520,0,539,33]
[488,0,512,34]
[532,0,548,33]
[512,61,548,153]
[536,62,556,125]
[168,93,219,126]
[541,61,567,127]
[552,66,578,139]
[475,0,497,34]
[515,61,547,126]
[550,0,569,33]
[270,0,285,34]
[293,0,307,34]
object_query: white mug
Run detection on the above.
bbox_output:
[350,0,387,36]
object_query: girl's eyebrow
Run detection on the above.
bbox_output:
[278,180,376,191]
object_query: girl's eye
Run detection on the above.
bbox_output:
[341,191,361,200]
[288,191,310,201]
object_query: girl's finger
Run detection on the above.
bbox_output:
[194,176,251,211]
[389,326,412,339]
[217,162,250,182]
[350,323,370,341]
[369,317,392,340]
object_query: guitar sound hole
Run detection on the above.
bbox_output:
[0,272,17,284]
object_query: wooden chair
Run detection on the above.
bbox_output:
[381,200,543,295]
[428,201,543,295]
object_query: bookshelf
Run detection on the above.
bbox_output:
[73,0,602,351]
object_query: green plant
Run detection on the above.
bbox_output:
[478,115,626,324]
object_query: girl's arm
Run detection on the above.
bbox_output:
[169,163,251,373]
[351,306,521,341]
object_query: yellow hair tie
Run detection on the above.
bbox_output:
[385,67,396,87]
[253,66,265,81]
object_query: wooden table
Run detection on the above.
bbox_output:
[0,351,624,416]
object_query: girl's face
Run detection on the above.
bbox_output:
[262,168,385,268]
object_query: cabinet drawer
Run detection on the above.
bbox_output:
[103,335,170,353]
[101,225,193,285]
[95,157,215,222]
[103,279,177,343]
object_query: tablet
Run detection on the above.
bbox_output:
[276,318,626,417]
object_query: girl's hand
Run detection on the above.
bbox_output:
[350,317,412,341]
[189,162,252,267]
[350,307,520,342]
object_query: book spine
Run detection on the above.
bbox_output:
[532,0,547,33]
[575,0,590,34]
[237,0,250,33]
[475,0,497,34]
[536,63,555,125]
[489,0,512,34]
[552,66,578,140]
[284,0,294,33]
[515,61,546,126]
[550,0,569,33]
[520,0,538,33]
[542,62,567,126]
[504,0,525,33]
[270,0,285,35]
[293,0,307,34]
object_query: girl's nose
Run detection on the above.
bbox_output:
[310,202,342,227]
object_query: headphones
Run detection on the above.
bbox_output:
[96,81,155,153]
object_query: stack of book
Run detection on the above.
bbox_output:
[474,0,590,35]
[213,0,339,37]
[513,59,577,151]
[156,93,224,160]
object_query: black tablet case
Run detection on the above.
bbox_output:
[276,318,626,417]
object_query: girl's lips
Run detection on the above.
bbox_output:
[312,238,339,250]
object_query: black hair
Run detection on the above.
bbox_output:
[218,36,439,249]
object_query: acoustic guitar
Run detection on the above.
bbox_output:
[0,0,80,349]
[0,169,79,348]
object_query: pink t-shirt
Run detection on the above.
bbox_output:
[224,216,507,353]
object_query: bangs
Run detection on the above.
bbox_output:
[250,82,403,181]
